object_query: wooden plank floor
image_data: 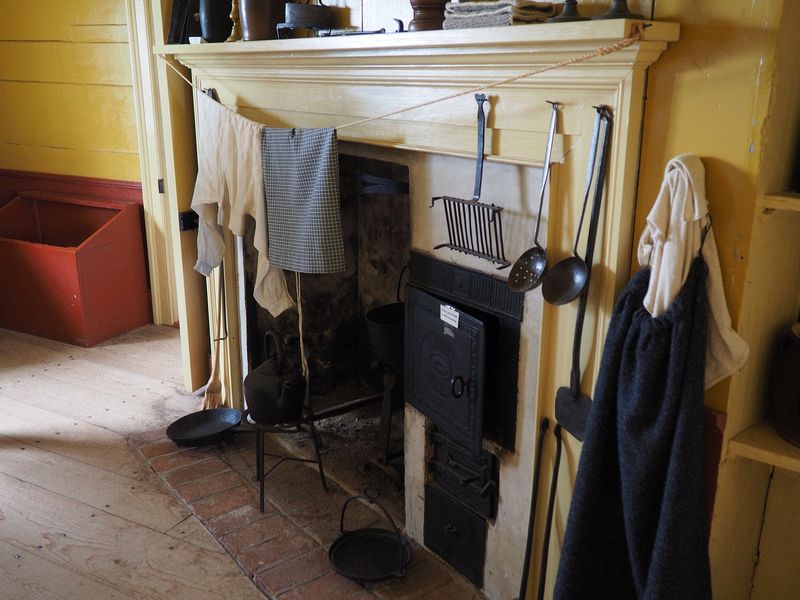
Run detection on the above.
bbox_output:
[0,325,266,600]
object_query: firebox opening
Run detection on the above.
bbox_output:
[240,153,412,518]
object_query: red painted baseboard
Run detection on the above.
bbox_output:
[0,169,143,208]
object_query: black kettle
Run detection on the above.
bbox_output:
[244,330,305,425]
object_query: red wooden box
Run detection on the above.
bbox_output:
[0,191,151,346]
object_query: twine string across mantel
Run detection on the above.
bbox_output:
[159,23,650,129]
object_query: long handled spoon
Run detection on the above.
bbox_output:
[541,107,602,306]
[508,101,560,292]
[553,107,613,442]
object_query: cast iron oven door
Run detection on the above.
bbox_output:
[406,285,486,453]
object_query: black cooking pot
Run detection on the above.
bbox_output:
[244,331,305,425]
[329,492,411,582]
[365,302,405,364]
[365,266,408,365]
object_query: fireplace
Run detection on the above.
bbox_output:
[162,20,679,600]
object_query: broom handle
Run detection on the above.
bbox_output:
[203,265,225,409]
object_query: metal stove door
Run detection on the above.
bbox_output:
[405,285,485,453]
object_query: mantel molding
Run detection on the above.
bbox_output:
[156,19,677,166]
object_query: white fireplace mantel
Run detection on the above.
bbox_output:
[157,19,677,165]
[153,19,679,600]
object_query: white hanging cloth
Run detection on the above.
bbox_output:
[191,91,293,317]
[637,153,749,388]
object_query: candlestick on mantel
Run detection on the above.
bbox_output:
[227,0,242,41]
[594,0,645,20]
[547,0,588,22]
[408,0,447,31]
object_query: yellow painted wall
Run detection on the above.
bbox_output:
[0,1,140,181]
[636,0,794,412]
[635,3,800,595]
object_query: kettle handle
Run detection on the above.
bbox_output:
[262,330,284,367]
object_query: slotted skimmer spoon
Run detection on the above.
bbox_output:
[508,101,560,292]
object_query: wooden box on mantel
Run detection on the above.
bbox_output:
[0,191,151,346]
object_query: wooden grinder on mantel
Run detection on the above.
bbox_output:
[409,0,447,31]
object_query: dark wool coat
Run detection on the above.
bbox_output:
[554,258,712,600]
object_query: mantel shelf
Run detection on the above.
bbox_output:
[155,19,679,63]
[729,421,800,473]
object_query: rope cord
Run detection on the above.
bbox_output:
[336,25,647,129]
[295,272,310,380]
[163,57,194,88]
[157,24,648,128]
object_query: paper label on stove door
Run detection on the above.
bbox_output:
[440,304,460,328]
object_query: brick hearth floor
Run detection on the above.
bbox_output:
[129,427,485,600]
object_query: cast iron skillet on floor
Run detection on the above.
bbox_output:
[166,407,242,447]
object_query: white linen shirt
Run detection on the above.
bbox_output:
[191,92,293,317]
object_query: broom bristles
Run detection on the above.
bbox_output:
[202,384,223,410]
[201,352,223,410]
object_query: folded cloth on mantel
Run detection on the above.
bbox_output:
[443,0,555,29]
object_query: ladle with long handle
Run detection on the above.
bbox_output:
[508,101,560,292]
[541,107,603,305]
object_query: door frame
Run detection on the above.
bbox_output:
[125,0,211,393]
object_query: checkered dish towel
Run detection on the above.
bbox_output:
[261,127,345,274]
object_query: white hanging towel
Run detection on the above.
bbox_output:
[637,153,749,388]
[191,92,293,317]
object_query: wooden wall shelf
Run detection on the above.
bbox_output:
[729,421,800,473]
[763,191,800,212]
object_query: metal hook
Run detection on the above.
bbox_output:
[700,213,713,251]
